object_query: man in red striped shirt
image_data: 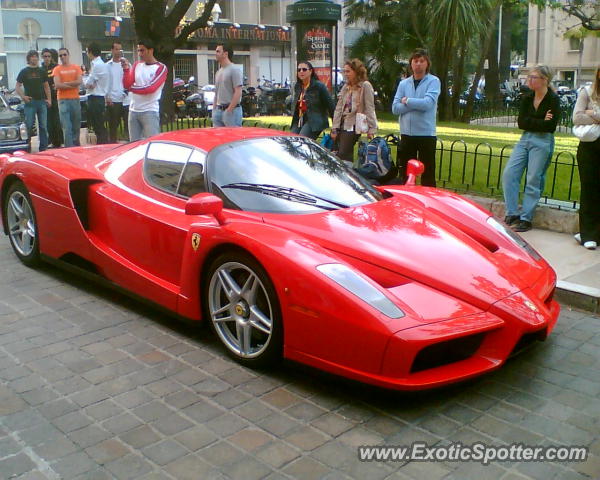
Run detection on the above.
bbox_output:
[121,39,167,141]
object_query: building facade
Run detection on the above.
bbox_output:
[527,5,599,88]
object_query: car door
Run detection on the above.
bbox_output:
[88,141,209,311]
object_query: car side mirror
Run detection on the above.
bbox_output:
[185,193,225,224]
[405,159,425,186]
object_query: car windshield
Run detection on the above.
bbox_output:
[208,136,383,213]
[0,96,8,111]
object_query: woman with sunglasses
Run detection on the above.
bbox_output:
[501,65,560,232]
[290,62,334,140]
[331,59,377,165]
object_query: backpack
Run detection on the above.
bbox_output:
[320,133,334,150]
[356,136,392,180]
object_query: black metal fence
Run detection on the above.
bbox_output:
[467,101,575,133]
[432,138,578,209]
[157,116,580,210]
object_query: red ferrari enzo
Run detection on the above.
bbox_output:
[0,128,559,390]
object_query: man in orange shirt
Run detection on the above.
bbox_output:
[53,48,82,147]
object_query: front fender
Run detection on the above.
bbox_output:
[176,219,397,375]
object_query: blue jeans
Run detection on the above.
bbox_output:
[128,110,160,142]
[291,122,322,140]
[502,131,554,222]
[24,100,48,151]
[212,106,242,127]
[58,99,81,147]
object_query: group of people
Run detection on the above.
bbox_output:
[289,48,440,185]
[14,39,167,150]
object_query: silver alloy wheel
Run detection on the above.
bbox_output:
[208,261,273,359]
[7,190,36,257]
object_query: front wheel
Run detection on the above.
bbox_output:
[205,251,282,367]
[4,182,40,266]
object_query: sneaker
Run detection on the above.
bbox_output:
[583,241,597,250]
[504,215,520,226]
[574,233,581,244]
[512,220,532,232]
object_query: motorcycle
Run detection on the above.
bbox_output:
[257,78,290,116]
[172,77,188,117]
[200,84,215,114]
[241,86,258,117]
[184,92,206,118]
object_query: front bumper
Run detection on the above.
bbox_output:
[0,140,29,153]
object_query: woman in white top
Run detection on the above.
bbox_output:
[572,66,600,249]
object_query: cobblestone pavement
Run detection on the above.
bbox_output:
[0,240,599,480]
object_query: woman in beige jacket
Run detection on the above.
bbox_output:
[331,59,377,164]
[572,66,600,249]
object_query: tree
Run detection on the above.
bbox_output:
[127,0,218,118]
[343,0,546,122]
[427,0,493,120]
[462,0,503,122]
[344,0,422,108]
[484,0,524,108]
[560,0,600,30]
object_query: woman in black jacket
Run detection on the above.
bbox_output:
[290,61,334,140]
[501,65,560,232]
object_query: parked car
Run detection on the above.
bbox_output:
[0,94,29,153]
[0,128,559,390]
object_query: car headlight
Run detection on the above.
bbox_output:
[486,217,541,260]
[5,127,18,140]
[0,129,6,140]
[19,123,28,140]
[317,263,404,318]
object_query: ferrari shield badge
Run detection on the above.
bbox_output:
[191,233,201,251]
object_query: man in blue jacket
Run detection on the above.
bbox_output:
[392,49,440,186]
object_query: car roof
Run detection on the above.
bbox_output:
[147,127,290,152]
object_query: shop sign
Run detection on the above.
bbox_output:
[188,25,290,43]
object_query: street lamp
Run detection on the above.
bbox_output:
[211,2,221,23]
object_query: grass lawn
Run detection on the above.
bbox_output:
[240,114,580,205]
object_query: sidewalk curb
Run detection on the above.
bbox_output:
[465,194,578,234]
[556,282,600,314]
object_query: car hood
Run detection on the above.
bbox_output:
[0,108,22,125]
[262,196,547,310]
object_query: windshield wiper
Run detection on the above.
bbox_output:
[221,183,349,210]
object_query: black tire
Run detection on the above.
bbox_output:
[204,251,283,367]
[4,182,40,267]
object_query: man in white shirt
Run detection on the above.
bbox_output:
[85,43,109,144]
[121,39,167,141]
[106,42,128,142]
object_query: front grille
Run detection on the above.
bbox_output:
[510,328,547,357]
[410,333,485,373]
[544,287,555,306]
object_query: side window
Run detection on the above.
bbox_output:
[178,150,207,197]
[144,142,193,194]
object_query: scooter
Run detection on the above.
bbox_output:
[241,86,258,117]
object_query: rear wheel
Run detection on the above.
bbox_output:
[4,182,40,266]
[205,251,282,367]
